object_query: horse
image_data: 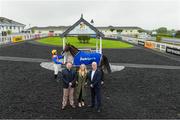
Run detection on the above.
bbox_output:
[61,43,111,73]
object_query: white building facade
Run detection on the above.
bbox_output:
[30,25,143,37]
[30,26,68,34]
[98,26,143,37]
[0,17,25,35]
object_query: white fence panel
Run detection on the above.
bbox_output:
[121,35,180,56]
[0,33,49,45]
[0,36,12,45]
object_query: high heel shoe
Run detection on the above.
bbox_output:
[81,101,85,106]
[78,102,82,107]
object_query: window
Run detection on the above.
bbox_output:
[14,26,16,30]
[10,26,12,29]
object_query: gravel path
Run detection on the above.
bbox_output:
[0,41,179,65]
[0,41,180,119]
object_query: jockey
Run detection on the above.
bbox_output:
[52,49,64,80]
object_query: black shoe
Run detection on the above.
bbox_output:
[62,106,66,110]
[88,105,94,108]
[71,105,76,108]
[54,75,57,78]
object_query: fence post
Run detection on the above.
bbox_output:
[100,37,102,54]
[63,37,66,63]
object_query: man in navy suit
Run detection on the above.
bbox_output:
[88,62,102,112]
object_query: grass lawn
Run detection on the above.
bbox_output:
[36,37,133,48]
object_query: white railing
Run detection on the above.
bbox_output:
[161,37,180,44]
[79,48,100,53]
[120,35,180,56]
[0,36,12,45]
[0,33,49,45]
[121,36,140,45]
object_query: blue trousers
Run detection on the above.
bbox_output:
[90,87,101,109]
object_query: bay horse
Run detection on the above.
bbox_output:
[62,43,111,73]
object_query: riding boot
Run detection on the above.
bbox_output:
[54,74,57,79]
[54,75,59,82]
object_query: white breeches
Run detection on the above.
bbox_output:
[53,64,61,75]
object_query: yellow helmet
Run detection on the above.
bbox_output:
[52,49,57,54]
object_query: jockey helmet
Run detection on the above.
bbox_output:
[52,49,57,55]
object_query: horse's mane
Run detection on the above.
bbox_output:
[67,43,79,51]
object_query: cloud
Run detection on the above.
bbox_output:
[0,0,180,30]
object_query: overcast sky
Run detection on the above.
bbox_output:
[0,0,180,30]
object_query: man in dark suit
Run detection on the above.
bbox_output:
[88,62,102,112]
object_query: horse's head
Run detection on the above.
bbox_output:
[61,43,71,55]
[61,43,79,56]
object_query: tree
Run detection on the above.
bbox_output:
[7,30,12,35]
[117,29,123,33]
[138,29,145,33]
[157,27,167,34]
[110,28,115,32]
[156,36,161,42]
[31,28,35,34]
[171,29,175,32]
[78,35,90,44]
[175,30,180,38]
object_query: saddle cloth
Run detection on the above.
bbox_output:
[73,51,102,66]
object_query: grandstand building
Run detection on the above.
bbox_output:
[0,17,25,35]
[29,25,143,37]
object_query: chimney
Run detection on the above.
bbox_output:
[90,19,94,26]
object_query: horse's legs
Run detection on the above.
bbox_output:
[100,55,111,74]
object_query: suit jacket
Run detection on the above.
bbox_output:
[62,68,76,88]
[88,69,102,88]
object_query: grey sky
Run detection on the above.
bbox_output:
[0,0,180,30]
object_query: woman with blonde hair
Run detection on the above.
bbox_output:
[76,64,88,107]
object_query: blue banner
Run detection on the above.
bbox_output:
[73,51,101,66]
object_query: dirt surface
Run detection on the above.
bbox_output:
[0,41,179,65]
[0,41,180,119]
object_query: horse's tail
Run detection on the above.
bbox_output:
[101,55,111,73]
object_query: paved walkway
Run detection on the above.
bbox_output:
[0,56,49,63]
[111,62,180,70]
[1,55,180,70]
